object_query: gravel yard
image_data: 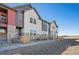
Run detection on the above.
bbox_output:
[0,39,78,55]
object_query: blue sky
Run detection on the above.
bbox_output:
[5,3,79,36]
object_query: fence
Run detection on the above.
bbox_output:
[0,33,58,44]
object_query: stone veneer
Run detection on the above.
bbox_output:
[7,25,16,43]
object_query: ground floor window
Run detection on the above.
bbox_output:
[30,29,36,36]
[0,28,6,36]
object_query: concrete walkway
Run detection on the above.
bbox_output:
[0,39,78,55]
[0,40,56,52]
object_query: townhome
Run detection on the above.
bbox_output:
[15,4,58,41]
[50,20,58,39]
[0,3,16,43]
[0,3,58,43]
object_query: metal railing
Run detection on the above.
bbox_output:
[0,33,58,44]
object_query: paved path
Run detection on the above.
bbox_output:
[0,40,56,52]
[0,39,78,55]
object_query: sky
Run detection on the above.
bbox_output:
[5,3,79,36]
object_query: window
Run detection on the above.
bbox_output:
[0,28,6,35]
[0,15,6,23]
[45,34,46,36]
[30,29,36,35]
[34,33,36,35]
[3,16,6,21]
[34,30,36,35]
[30,17,33,23]
[30,17,36,24]
[42,25,47,30]
[30,29,33,35]
[34,19,36,24]
[42,21,47,31]
[17,12,22,20]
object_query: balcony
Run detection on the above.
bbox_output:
[0,6,7,23]
[0,16,7,24]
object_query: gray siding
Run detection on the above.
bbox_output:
[15,5,32,28]
[16,11,24,27]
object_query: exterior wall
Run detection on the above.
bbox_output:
[50,22,57,33]
[0,4,58,43]
[22,9,49,40]
[16,11,23,27]
[23,9,42,34]
[7,9,16,26]
[7,9,16,43]
[15,5,32,28]
[41,21,49,35]
[15,5,58,40]
[50,22,58,39]
[7,25,16,43]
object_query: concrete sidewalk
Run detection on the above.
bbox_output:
[0,40,56,52]
[0,39,78,55]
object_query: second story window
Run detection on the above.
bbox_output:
[17,13,22,20]
[34,19,36,24]
[0,15,6,23]
[30,17,33,23]
[42,21,47,31]
[30,17,36,24]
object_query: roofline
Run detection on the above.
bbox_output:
[0,3,16,11]
[14,4,57,25]
[14,4,50,24]
[32,7,50,24]
[14,4,32,9]
[52,20,58,27]
[32,7,42,19]
[41,19,50,24]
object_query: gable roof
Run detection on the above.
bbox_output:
[14,4,32,9]
[0,3,16,11]
[14,4,58,25]
[51,20,58,28]
[33,8,51,24]
[14,4,51,23]
[32,7,42,20]
[14,4,42,19]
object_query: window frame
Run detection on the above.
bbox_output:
[42,21,47,31]
[34,19,36,24]
[30,17,36,24]
[30,17,33,23]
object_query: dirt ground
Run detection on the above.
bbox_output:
[62,45,79,55]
